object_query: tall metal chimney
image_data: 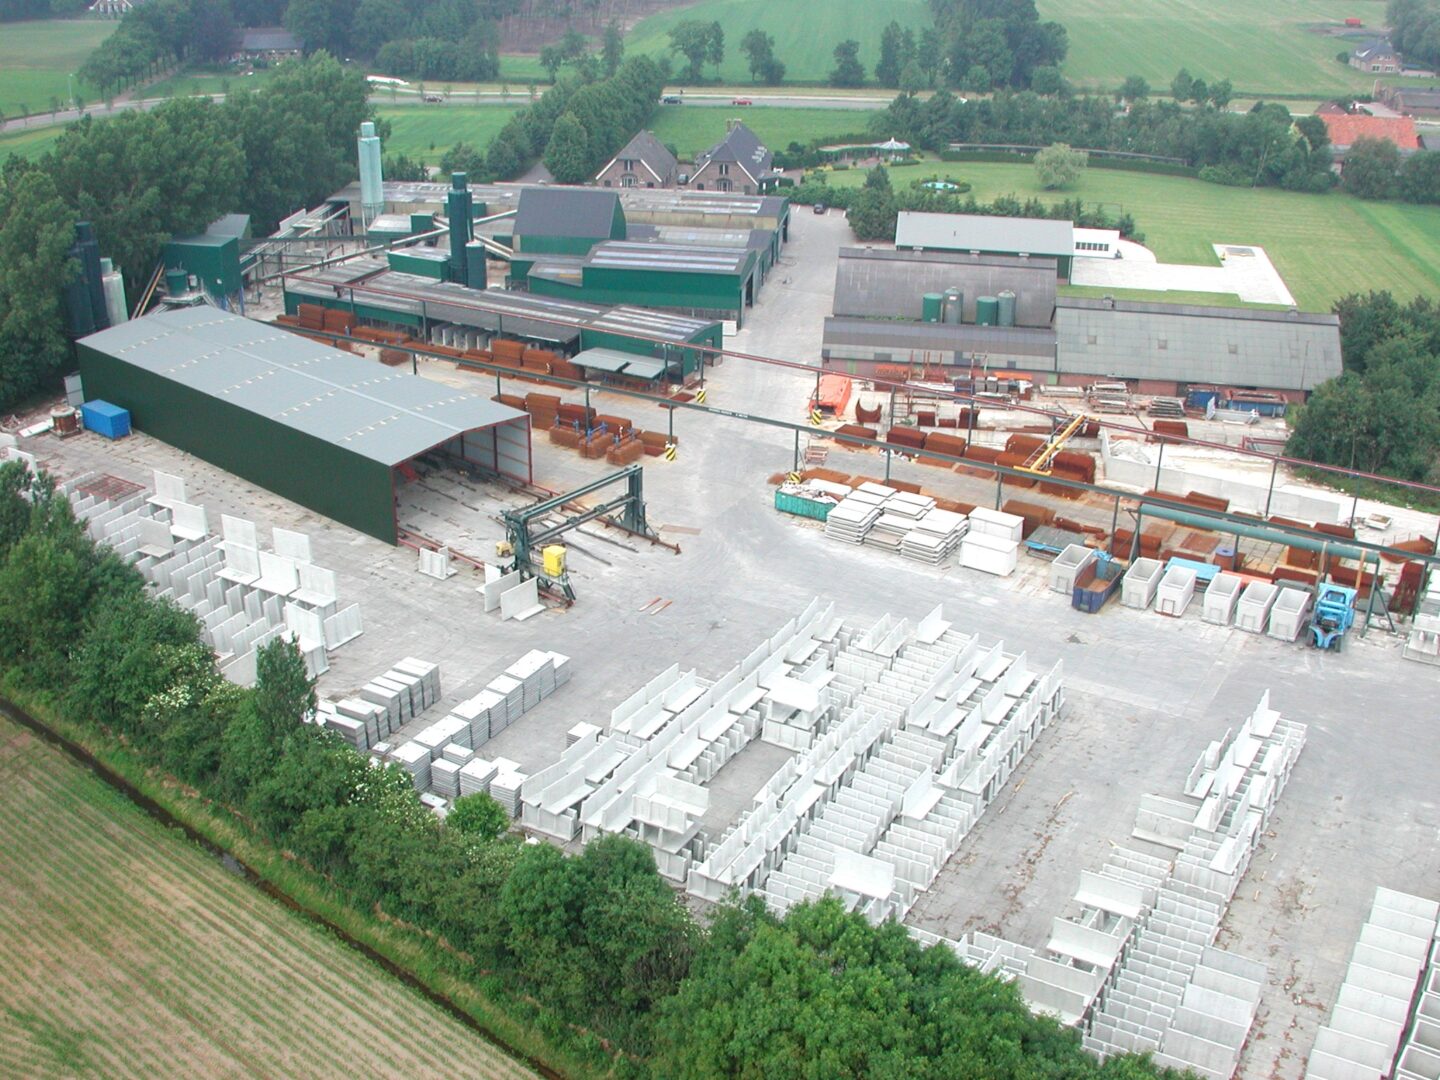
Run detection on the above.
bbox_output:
[446,172,474,287]
[357,121,384,227]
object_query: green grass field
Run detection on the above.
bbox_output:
[625,0,930,85]
[0,19,117,118]
[0,124,65,162]
[0,713,537,1078]
[141,65,282,100]
[376,104,524,161]
[648,105,880,157]
[1039,0,1384,95]
[819,159,1440,311]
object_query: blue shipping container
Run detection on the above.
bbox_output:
[81,400,131,439]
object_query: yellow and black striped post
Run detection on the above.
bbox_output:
[695,388,707,405]
[786,471,802,484]
[663,442,677,462]
[809,409,823,426]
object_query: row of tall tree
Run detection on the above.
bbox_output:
[1288,293,1440,483]
[871,89,1337,192]
[0,53,370,408]
[1388,0,1440,70]
[1340,137,1440,203]
[928,0,1068,91]
[0,460,1183,1079]
[79,0,242,94]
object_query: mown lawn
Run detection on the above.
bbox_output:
[0,19,116,117]
[1038,0,1385,96]
[375,104,525,162]
[818,159,1440,311]
[625,0,931,85]
[0,713,536,1079]
[648,105,880,158]
[141,65,282,100]
[0,124,66,163]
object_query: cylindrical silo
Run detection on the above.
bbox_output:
[447,172,474,286]
[942,287,963,324]
[165,268,189,297]
[358,120,384,224]
[922,292,943,323]
[997,289,1016,327]
[976,296,999,326]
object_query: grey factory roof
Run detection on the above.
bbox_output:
[823,317,1057,360]
[1053,299,1341,390]
[239,27,299,51]
[285,263,719,344]
[695,123,773,177]
[895,212,1074,256]
[514,187,624,239]
[583,240,753,276]
[79,307,527,466]
[833,247,1057,327]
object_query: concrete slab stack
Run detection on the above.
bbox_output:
[1403,578,1440,666]
[824,493,883,544]
[909,693,1306,1080]
[1306,887,1440,1080]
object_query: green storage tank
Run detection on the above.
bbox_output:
[922,293,943,322]
[976,295,999,326]
[466,241,487,291]
[997,290,1017,327]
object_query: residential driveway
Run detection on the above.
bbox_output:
[1071,242,1297,306]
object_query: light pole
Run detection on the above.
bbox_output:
[67,73,75,111]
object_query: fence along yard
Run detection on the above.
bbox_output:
[0,713,536,1080]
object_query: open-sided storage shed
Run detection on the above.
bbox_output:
[77,306,531,544]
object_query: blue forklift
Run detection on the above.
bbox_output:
[1309,583,1357,652]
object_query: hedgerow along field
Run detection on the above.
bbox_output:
[0,713,537,1079]
[647,104,882,157]
[0,19,117,118]
[818,159,1440,311]
[1038,0,1386,96]
[624,0,931,84]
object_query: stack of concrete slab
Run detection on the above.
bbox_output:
[824,493,883,544]
[489,760,528,817]
[390,741,433,791]
[1403,578,1440,666]
[431,758,462,800]
[458,758,497,797]
[900,508,968,566]
[911,693,1306,1080]
[58,472,364,686]
[1305,886,1440,1080]
[866,491,936,554]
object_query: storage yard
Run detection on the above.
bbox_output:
[12,181,1440,1080]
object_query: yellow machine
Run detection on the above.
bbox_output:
[542,545,567,578]
[1018,414,1089,476]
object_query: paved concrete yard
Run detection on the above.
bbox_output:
[1072,242,1297,306]
[27,210,1437,1080]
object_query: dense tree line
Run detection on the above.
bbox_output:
[1288,293,1440,483]
[871,89,1336,192]
[0,461,1181,1079]
[0,53,369,407]
[929,0,1067,91]
[1340,137,1440,204]
[80,0,242,94]
[463,55,663,182]
[1389,0,1440,70]
[0,0,86,19]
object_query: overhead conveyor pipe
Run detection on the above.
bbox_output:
[1136,503,1364,560]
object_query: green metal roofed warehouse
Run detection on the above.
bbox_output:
[76,307,532,544]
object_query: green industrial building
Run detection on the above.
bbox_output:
[77,306,532,544]
[165,213,250,301]
[283,256,723,376]
[525,241,759,327]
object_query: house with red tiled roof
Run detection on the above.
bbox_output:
[1317,110,1422,164]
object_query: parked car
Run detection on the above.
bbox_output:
[662,94,682,104]
[424,94,443,103]
[813,202,827,214]
[732,97,752,106]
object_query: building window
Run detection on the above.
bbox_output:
[647,181,655,188]
[718,163,729,175]
[602,180,612,187]
[621,175,636,188]
[717,178,732,192]
[1228,344,1239,355]
[1157,337,1167,349]
[1087,334,1098,345]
